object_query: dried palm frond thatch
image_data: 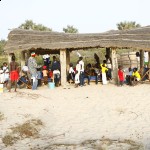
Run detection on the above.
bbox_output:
[4,26,150,54]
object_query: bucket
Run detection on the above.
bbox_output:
[0,84,4,93]
[48,82,55,89]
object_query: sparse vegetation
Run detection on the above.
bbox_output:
[2,119,43,147]
[2,134,18,147]
[43,138,144,150]
[0,112,4,121]
[11,119,43,138]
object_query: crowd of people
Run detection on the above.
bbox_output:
[67,53,113,87]
[0,51,145,92]
[67,52,144,88]
[0,52,61,92]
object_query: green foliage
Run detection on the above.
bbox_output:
[0,39,6,55]
[35,55,44,65]
[117,21,141,30]
[63,25,78,33]
[70,48,106,67]
[0,40,7,66]
[19,20,52,31]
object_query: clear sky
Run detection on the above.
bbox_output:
[0,0,150,40]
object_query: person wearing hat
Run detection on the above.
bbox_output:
[28,52,41,90]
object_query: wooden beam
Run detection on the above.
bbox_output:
[148,52,150,68]
[25,51,31,65]
[60,49,67,87]
[106,47,111,57]
[140,50,144,68]
[20,51,25,68]
[111,48,118,84]
[66,50,70,73]
[8,53,15,65]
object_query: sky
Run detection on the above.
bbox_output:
[0,0,150,40]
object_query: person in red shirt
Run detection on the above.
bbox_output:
[118,65,124,86]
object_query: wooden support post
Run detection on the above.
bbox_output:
[25,51,30,65]
[8,53,14,64]
[106,47,111,57]
[21,51,25,68]
[60,49,67,87]
[140,50,144,69]
[66,50,70,73]
[148,52,150,68]
[8,54,12,64]
[111,48,118,84]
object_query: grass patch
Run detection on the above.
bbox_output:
[2,119,43,147]
[0,112,4,121]
[2,134,19,147]
[11,119,43,138]
[44,138,144,150]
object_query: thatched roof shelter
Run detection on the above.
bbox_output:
[4,26,150,54]
[4,26,150,86]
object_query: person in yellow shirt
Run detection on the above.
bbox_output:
[130,68,141,86]
[132,68,141,81]
[100,61,108,85]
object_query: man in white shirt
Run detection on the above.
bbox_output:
[144,51,149,67]
[79,57,85,86]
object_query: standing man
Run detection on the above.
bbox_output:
[8,55,19,92]
[79,56,85,86]
[28,52,41,90]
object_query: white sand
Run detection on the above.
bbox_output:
[0,83,150,150]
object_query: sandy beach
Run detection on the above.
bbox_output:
[0,83,150,150]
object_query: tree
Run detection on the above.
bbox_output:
[117,21,141,30]
[63,25,78,33]
[19,20,52,31]
[0,39,6,55]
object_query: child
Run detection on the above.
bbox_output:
[68,63,75,83]
[53,69,60,87]
[49,69,53,82]
[0,67,4,83]
[125,67,132,85]
[42,66,48,85]
[4,68,9,86]
[100,61,108,85]
[118,65,124,86]
[37,68,42,86]
[3,62,8,73]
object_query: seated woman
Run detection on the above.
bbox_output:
[130,68,141,85]
[17,73,31,89]
[89,64,101,84]
[84,63,92,85]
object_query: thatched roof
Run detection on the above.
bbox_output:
[4,26,150,54]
